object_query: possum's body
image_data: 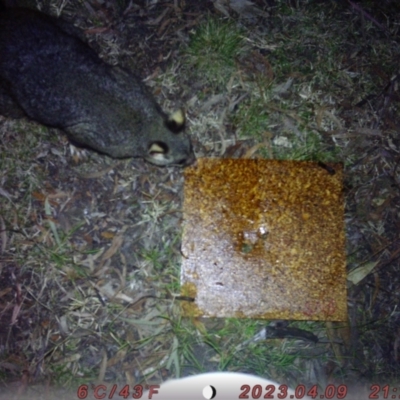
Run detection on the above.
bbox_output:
[0,8,194,166]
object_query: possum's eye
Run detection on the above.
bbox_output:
[166,109,185,133]
[147,141,169,164]
[148,141,168,155]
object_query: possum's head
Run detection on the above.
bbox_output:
[146,109,196,166]
[66,108,195,166]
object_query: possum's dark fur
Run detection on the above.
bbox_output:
[0,8,194,166]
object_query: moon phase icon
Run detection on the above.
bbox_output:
[202,385,216,399]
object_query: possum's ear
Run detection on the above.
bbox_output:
[166,109,185,133]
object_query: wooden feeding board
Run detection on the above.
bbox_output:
[181,158,347,321]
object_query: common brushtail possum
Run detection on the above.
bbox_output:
[0,8,195,166]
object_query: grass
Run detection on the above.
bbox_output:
[186,17,245,88]
[184,10,348,162]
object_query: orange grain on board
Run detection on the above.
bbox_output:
[181,158,347,321]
